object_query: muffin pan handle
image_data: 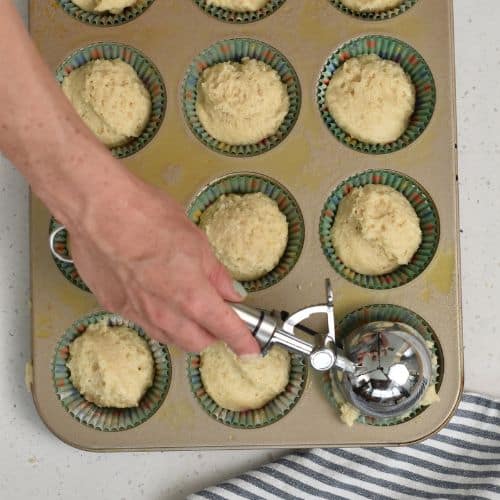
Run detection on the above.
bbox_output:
[49,225,74,264]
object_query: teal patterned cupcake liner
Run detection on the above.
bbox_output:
[319,169,440,289]
[53,312,171,431]
[188,173,305,292]
[57,0,156,26]
[192,0,286,24]
[187,352,306,428]
[182,38,301,157]
[329,0,419,21]
[49,217,89,292]
[317,35,435,154]
[55,42,166,159]
[322,304,442,426]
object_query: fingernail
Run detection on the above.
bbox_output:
[232,280,248,299]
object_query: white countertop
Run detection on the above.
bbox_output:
[0,1,498,498]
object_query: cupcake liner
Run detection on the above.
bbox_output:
[182,38,301,157]
[57,0,156,27]
[53,312,171,431]
[322,304,442,426]
[55,42,166,159]
[192,0,286,24]
[319,169,440,289]
[329,0,419,21]
[188,173,305,292]
[187,352,306,428]
[49,217,90,292]
[317,35,435,154]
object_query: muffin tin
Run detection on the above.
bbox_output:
[30,0,462,450]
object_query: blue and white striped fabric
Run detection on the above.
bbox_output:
[191,394,500,500]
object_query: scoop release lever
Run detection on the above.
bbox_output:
[230,279,356,373]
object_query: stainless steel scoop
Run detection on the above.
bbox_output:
[48,227,434,421]
[231,279,434,420]
[340,320,434,419]
[231,279,356,373]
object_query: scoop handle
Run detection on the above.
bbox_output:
[231,303,314,356]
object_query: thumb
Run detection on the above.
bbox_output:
[209,259,248,303]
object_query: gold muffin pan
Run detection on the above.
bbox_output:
[30,0,462,450]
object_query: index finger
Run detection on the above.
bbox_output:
[177,281,261,356]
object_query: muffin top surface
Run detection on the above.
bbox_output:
[332,184,422,275]
[72,0,138,14]
[326,54,415,145]
[206,0,268,12]
[199,192,288,281]
[196,57,289,145]
[340,0,404,12]
[200,341,290,411]
[62,59,151,148]
[67,320,154,408]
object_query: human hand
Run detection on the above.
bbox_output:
[66,171,260,356]
[0,0,256,356]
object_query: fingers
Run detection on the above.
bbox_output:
[177,280,261,356]
[134,319,173,345]
[114,303,173,345]
[141,317,214,354]
[136,252,259,355]
[137,295,217,353]
[207,258,248,303]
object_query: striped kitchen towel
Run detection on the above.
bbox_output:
[190,393,500,500]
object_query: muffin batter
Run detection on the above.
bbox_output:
[72,0,138,14]
[339,402,360,427]
[196,58,289,145]
[67,321,154,408]
[206,0,268,11]
[326,54,415,144]
[200,341,290,411]
[332,184,422,275]
[341,0,404,12]
[62,59,151,148]
[421,384,440,406]
[199,193,288,281]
